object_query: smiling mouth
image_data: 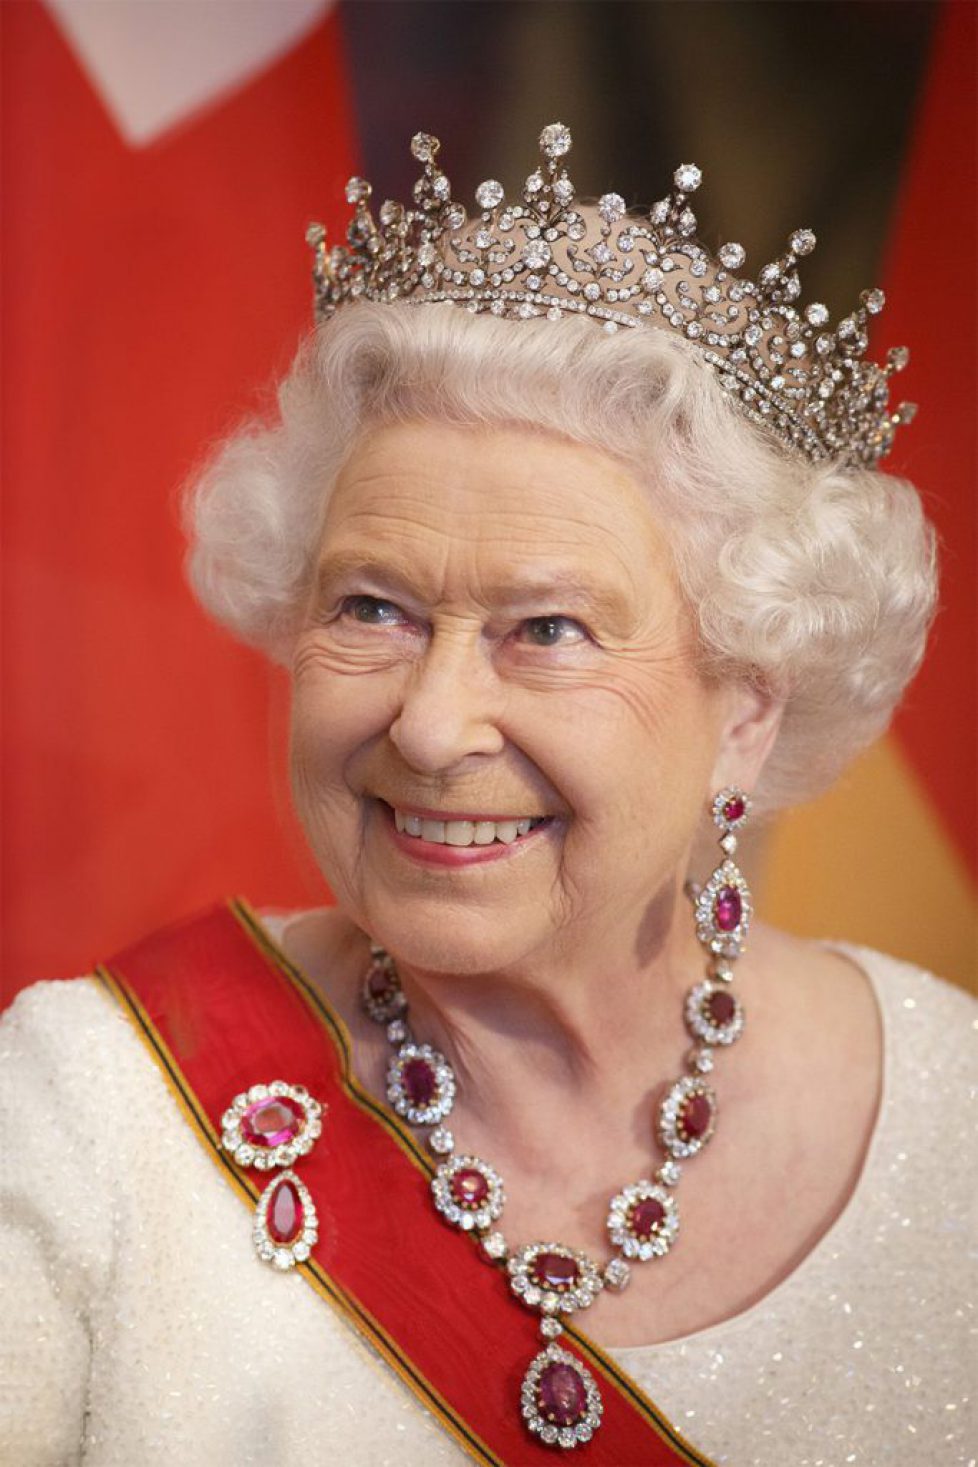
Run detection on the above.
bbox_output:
[385,803,550,849]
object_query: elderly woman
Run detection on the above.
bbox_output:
[2,125,973,1466]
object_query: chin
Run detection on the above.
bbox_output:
[359,894,543,977]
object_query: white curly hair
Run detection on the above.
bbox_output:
[185,302,937,813]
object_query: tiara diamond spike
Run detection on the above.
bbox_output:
[306,123,916,467]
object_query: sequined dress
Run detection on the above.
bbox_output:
[1,927,974,1466]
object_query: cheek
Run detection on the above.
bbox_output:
[531,662,720,835]
[289,642,394,814]
[564,654,717,759]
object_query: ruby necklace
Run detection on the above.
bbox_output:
[358,787,753,1451]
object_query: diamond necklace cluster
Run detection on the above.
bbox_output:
[361,788,753,1451]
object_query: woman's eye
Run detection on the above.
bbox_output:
[520,615,588,647]
[341,595,407,626]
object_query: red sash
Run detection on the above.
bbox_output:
[97,898,714,1466]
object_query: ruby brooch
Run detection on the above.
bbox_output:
[358,786,753,1450]
[221,1080,324,1269]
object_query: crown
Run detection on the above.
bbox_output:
[305,123,916,468]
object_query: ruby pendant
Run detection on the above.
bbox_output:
[658,1075,718,1158]
[684,979,745,1046]
[693,858,752,956]
[606,1180,680,1261]
[431,1153,505,1232]
[508,1243,604,1316]
[521,1344,603,1449]
[253,1169,318,1270]
[386,1042,457,1126]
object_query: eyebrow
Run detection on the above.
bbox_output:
[313,551,633,623]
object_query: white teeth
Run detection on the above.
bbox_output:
[392,808,544,847]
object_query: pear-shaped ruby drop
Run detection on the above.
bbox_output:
[680,1090,714,1141]
[531,1252,580,1291]
[267,1178,304,1244]
[537,1362,588,1427]
[450,1168,490,1209]
[629,1197,666,1241]
[241,1097,304,1148]
[722,796,745,823]
[714,886,742,933]
[402,1057,438,1107]
[706,989,736,1025]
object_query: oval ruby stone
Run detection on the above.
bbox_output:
[402,1057,438,1107]
[629,1197,666,1240]
[714,885,742,933]
[531,1251,580,1291]
[241,1097,303,1148]
[450,1168,490,1208]
[268,1179,304,1244]
[537,1362,588,1427]
[722,796,745,823]
[680,1090,713,1140]
[368,967,394,1001]
[706,989,737,1025]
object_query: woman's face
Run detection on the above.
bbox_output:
[291,419,734,976]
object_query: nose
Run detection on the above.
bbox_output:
[388,626,505,772]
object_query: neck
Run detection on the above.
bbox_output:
[381,887,712,1173]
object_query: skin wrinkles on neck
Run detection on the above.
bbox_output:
[315,881,746,1185]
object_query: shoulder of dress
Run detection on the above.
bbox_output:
[831,943,976,1107]
[0,975,154,1113]
[828,940,975,1011]
[1,972,126,1040]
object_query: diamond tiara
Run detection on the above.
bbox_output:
[305,122,916,468]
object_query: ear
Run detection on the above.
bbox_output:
[710,682,784,796]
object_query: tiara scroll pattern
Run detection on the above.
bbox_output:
[306,123,916,468]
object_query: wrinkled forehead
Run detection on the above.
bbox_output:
[320,418,680,608]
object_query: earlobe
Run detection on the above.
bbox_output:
[711,684,785,795]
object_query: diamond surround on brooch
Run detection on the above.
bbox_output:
[306,124,916,469]
[221,1080,323,1170]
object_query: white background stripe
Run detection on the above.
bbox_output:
[44,0,333,146]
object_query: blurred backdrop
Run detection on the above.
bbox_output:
[2,0,975,1001]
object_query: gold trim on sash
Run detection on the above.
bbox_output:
[96,961,504,1467]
